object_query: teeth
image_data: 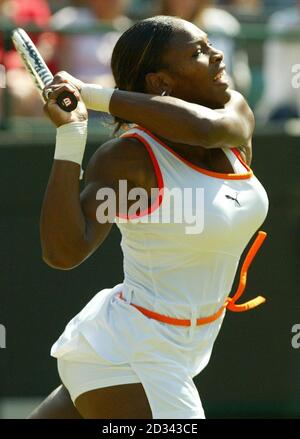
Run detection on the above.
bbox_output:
[215,71,224,81]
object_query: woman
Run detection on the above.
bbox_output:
[154,0,252,95]
[29,16,268,419]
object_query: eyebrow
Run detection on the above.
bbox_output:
[187,36,209,45]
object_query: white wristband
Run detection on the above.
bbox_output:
[54,121,88,166]
[81,84,115,113]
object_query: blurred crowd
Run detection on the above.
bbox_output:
[0,0,300,122]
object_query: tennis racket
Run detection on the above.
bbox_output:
[11,28,78,112]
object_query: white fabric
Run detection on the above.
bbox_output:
[54,121,87,166]
[221,146,247,173]
[56,314,205,419]
[81,84,115,113]
[53,284,206,418]
[51,128,269,418]
[115,128,269,321]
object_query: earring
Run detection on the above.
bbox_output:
[161,90,167,96]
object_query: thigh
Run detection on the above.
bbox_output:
[28,385,82,419]
[131,361,205,419]
[75,383,152,419]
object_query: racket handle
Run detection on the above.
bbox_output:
[56,91,78,112]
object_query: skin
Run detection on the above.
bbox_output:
[29,383,151,419]
[33,19,254,418]
[46,21,253,158]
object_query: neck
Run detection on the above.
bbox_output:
[154,133,208,161]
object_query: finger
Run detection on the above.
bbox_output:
[43,84,65,101]
[43,101,57,119]
[44,84,81,103]
[52,71,68,84]
[43,86,53,101]
[53,83,79,97]
[43,103,49,117]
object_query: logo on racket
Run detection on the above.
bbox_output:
[63,97,72,107]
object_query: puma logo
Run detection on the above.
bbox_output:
[225,192,241,207]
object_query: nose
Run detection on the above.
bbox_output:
[210,46,224,64]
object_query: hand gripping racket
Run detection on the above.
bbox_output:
[11,28,78,112]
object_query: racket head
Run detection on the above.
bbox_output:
[11,28,53,94]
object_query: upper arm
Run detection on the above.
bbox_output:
[78,137,147,258]
[190,91,255,155]
[237,141,253,166]
[213,91,255,150]
[78,140,124,258]
[227,92,254,166]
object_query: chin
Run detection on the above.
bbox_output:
[189,87,231,109]
[212,87,231,108]
[222,88,231,104]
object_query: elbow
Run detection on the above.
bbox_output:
[42,248,84,270]
[192,117,244,149]
[189,116,224,148]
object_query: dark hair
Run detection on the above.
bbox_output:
[111,16,181,132]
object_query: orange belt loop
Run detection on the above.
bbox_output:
[226,231,267,312]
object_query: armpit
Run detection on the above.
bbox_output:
[237,145,252,166]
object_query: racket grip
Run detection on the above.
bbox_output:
[56,91,78,112]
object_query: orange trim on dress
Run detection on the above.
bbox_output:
[116,132,164,220]
[231,148,251,172]
[118,231,267,326]
[135,126,253,180]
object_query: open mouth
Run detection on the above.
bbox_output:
[214,69,226,81]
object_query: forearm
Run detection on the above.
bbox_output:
[50,74,252,149]
[82,85,251,148]
[109,90,219,147]
[40,161,88,269]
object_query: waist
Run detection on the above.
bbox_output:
[118,291,265,327]
[120,231,268,327]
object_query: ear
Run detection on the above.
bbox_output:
[145,72,173,95]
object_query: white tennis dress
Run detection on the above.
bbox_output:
[51,126,269,419]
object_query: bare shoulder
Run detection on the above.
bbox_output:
[229,90,255,127]
[228,91,254,166]
[84,135,155,188]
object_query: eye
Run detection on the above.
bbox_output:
[193,49,202,57]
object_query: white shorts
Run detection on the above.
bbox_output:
[57,335,205,419]
[51,283,224,419]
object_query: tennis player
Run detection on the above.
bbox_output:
[29,16,269,419]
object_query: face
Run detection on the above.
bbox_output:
[159,20,230,108]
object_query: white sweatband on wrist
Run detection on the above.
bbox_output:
[54,121,88,167]
[81,84,115,113]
